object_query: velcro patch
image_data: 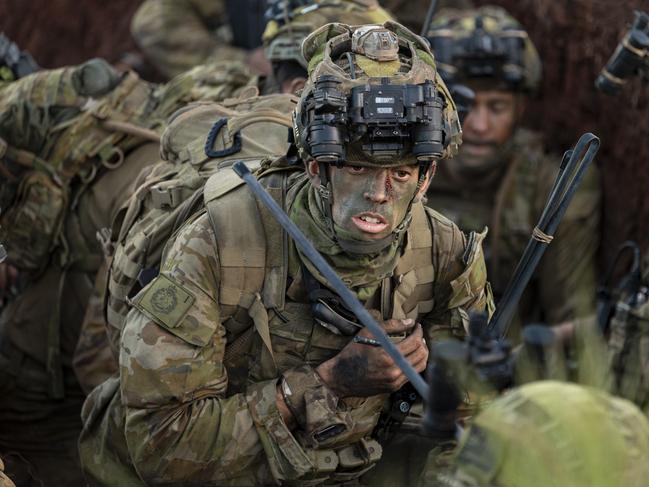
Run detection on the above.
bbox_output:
[135,274,195,330]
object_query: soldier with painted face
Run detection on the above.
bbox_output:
[425,6,601,333]
[79,22,492,486]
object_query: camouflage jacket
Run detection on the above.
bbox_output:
[427,128,601,331]
[131,0,250,79]
[79,168,491,486]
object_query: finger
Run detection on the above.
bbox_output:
[382,317,416,334]
[405,345,429,369]
[411,355,428,374]
[395,324,424,355]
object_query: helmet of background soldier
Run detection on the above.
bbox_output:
[426,6,542,94]
[262,0,393,72]
[435,381,649,487]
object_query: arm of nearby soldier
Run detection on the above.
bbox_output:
[130,0,248,78]
[0,67,84,150]
[535,157,601,324]
[420,209,494,343]
[120,213,332,485]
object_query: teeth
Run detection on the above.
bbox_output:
[360,215,380,224]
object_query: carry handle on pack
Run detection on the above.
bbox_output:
[233,161,430,399]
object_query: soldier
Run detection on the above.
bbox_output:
[69,0,397,397]
[424,380,649,486]
[0,55,273,485]
[79,22,492,485]
[425,6,601,333]
[131,0,271,79]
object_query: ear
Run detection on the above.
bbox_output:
[414,162,436,201]
[306,159,321,187]
[282,77,307,95]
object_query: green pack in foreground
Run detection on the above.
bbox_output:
[427,381,649,487]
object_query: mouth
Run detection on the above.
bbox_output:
[351,212,389,234]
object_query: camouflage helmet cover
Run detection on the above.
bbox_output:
[427,5,542,93]
[293,21,462,166]
[442,381,649,487]
[263,0,393,69]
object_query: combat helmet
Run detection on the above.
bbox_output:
[426,6,542,93]
[291,21,461,253]
[437,381,649,487]
[263,0,393,69]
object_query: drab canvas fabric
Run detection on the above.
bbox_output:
[104,93,298,353]
[79,160,492,485]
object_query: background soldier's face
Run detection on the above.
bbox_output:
[459,90,521,169]
[308,161,430,241]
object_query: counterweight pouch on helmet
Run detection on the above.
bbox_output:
[0,171,67,270]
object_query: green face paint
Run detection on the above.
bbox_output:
[328,164,422,241]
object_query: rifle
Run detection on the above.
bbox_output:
[233,161,430,398]
[487,133,600,338]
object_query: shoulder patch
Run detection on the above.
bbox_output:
[134,274,195,331]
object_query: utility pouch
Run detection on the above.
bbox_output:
[0,171,67,270]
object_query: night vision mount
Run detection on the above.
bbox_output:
[302,75,449,166]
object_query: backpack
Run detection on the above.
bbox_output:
[103,93,297,349]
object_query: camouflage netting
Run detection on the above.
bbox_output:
[2,0,649,267]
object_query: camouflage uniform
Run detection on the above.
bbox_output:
[79,22,491,486]
[428,129,600,328]
[426,381,649,487]
[425,7,601,331]
[131,0,251,79]
[0,62,160,486]
[0,57,268,485]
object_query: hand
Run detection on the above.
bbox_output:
[316,316,429,398]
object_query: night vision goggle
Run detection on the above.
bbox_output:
[302,75,448,165]
[428,16,527,89]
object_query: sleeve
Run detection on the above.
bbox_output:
[130,0,248,78]
[119,213,333,485]
[535,158,600,324]
[421,210,494,343]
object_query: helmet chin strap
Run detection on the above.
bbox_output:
[314,160,433,256]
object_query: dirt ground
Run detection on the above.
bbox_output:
[2,0,649,269]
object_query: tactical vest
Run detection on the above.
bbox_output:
[104,93,297,350]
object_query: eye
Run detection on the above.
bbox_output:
[488,101,510,115]
[346,165,366,174]
[392,169,412,182]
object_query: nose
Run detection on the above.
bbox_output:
[464,104,490,136]
[363,169,390,204]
